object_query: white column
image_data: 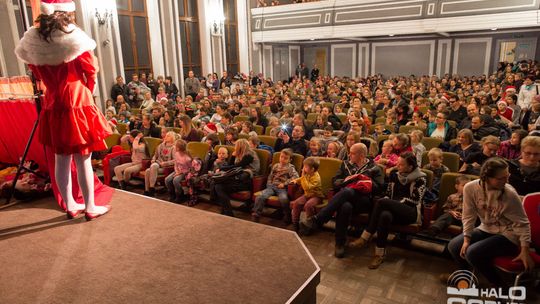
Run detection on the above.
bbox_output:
[0,0,26,76]
[159,0,184,96]
[236,0,249,74]
[75,0,124,110]
[146,0,165,77]
[199,0,225,75]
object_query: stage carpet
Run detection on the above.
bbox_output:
[0,191,319,304]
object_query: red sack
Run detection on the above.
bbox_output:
[345,174,372,194]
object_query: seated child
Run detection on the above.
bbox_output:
[423,148,449,194]
[289,157,324,231]
[165,139,192,203]
[201,146,230,190]
[318,126,339,147]
[424,175,471,236]
[252,148,299,223]
[307,138,324,157]
[186,158,204,206]
[114,130,147,189]
[374,140,398,173]
[410,129,426,166]
[372,123,391,141]
[225,128,238,146]
[143,131,177,197]
[325,141,342,158]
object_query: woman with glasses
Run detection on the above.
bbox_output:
[447,158,533,288]
[426,111,457,142]
[507,136,540,196]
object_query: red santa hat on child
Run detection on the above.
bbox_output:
[505,86,516,93]
[204,123,217,134]
[41,0,76,15]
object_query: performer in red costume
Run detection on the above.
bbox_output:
[15,0,112,220]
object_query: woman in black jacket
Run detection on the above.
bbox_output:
[349,152,427,269]
[212,139,260,217]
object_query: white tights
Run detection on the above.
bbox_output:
[55,153,103,213]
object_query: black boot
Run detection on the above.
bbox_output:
[282,207,292,225]
[118,181,127,190]
[147,187,155,197]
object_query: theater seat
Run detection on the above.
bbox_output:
[421,151,460,173]
[258,135,278,149]
[187,141,210,160]
[493,192,540,288]
[252,152,304,209]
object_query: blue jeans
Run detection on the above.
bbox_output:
[252,185,289,215]
[448,229,519,287]
[165,172,186,199]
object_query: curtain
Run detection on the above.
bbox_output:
[0,76,113,210]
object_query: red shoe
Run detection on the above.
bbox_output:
[66,209,85,220]
[85,205,111,221]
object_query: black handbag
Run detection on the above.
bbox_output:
[210,167,244,184]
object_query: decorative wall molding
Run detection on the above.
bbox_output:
[452,37,492,75]
[371,40,435,75]
[436,39,451,76]
[252,10,540,42]
[263,45,273,79]
[357,43,369,77]
[289,45,301,77]
[251,0,540,43]
[331,44,356,77]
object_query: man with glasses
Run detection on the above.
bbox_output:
[447,95,467,122]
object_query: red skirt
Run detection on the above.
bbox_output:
[38,102,112,155]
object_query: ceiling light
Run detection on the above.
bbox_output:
[389,34,395,37]
[310,38,315,41]
[491,28,497,31]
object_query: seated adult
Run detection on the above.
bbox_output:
[459,135,500,176]
[349,152,427,269]
[321,105,343,130]
[337,132,361,161]
[292,113,314,139]
[392,133,413,155]
[507,135,540,196]
[426,111,457,142]
[212,139,260,217]
[448,158,533,288]
[406,111,427,129]
[457,103,478,130]
[177,114,200,142]
[447,95,467,122]
[140,114,161,138]
[448,129,481,165]
[471,114,499,141]
[300,143,383,258]
[275,125,308,156]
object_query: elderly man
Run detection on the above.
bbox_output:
[457,103,478,130]
[300,143,383,258]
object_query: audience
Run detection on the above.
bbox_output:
[103,60,540,271]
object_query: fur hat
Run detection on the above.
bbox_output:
[41,0,76,15]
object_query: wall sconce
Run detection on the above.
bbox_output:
[210,7,225,36]
[95,8,111,26]
[212,21,222,35]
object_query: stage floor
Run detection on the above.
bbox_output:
[0,191,319,304]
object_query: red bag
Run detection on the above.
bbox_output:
[345,174,372,194]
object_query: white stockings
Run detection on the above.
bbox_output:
[55,153,107,214]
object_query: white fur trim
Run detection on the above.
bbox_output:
[41,2,75,14]
[15,24,96,66]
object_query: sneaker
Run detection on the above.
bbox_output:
[334,245,346,259]
[368,255,384,269]
[299,216,318,236]
[293,222,300,232]
[349,237,368,249]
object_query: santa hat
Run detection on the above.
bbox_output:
[204,123,217,134]
[41,0,76,15]
[497,100,507,107]
[505,86,516,92]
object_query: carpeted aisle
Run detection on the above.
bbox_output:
[0,191,319,304]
